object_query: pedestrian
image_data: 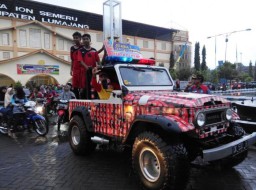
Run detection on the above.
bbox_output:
[77,33,100,99]
[187,74,211,94]
[70,31,82,99]
[184,74,196,92]
[4,87,14,108]
[175,79,180,91]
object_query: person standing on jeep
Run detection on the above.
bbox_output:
[70,31,82,99]
[77,33,100,99]
[188,74,211,94]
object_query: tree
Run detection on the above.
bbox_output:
[14,81,22,89]
[176,66,192,80]
[194,42,200,71]
[201,45,207,71]
[249,61,253,78]
[218,62,238,80]
[169,51,175,69]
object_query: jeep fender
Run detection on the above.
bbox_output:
[70,106,93,132]
[123,114,195,143]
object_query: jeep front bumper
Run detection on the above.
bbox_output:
[203,132,256,161]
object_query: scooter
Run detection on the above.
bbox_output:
[0,101,48,136]
[56,99,69,131]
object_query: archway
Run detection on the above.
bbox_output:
[26,74,58,87]
[0,74,15,86]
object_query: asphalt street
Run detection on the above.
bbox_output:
[0,121,256,190]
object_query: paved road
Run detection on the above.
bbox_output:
[0,123,256,190]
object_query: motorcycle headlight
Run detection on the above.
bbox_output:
[225,108,232,120]
[36,106,43,113]
[196,112,206,127]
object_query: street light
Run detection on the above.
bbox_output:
[207,28,251,67]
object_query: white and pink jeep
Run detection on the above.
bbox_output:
[68,57,256,190]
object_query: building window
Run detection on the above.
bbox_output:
[58,39,64,50]
[2,33,9,45]
[29,28,41,48]
[143,40,149,48]
[44,32,50,49]
[96,33,103,42]
[161,42,166,50]
[19,30,27,47]
[3,52,10,59]
[67,41,73,51]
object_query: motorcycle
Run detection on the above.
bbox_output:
[56,99,69,131]
[0,101,49,136]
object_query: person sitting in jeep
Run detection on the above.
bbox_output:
[91,67,119,100]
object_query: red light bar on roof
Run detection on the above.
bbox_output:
[137,58,155,65]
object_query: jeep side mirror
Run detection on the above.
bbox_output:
[121,85,129,97]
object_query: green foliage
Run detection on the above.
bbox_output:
[244,76,253,82]
[169,68,177,79]
[14,81,22,89]
[176,67,192,80]
[194,42,200,71]
[201,45,207,71]
[210,69,219,84]
[249,61,253,77]
[218,61,238,80]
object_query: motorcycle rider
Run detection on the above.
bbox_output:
[29,87,44,101]
[11,86,28,105]
[57,84,76,133]
[60,84,76,101]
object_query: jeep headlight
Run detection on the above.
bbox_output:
[196,112,206,127]
[225,108,232,120]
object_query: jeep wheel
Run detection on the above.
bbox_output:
[132,131,189,190]
[69,115,96,155]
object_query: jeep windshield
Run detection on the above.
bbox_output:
[119,66,173,86]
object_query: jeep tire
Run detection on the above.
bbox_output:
[132,131,189,190]
[69,115,96,155]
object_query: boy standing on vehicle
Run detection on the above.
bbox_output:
[77,33,100,99]
[70,31,82,99]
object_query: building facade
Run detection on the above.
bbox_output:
[0,0,191,86]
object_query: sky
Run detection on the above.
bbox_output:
[33,0,256,69]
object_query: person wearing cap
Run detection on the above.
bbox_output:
[184,74,197,92]
[91,67,119,100]
[188,74,211,94]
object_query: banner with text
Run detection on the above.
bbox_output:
[17,64,59,75]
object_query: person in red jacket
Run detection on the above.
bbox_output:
[70,31,82,99]
[77,33,100,99]
[188,74,211,94]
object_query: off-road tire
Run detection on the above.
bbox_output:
[69,115,96,156]
[132,131,189,190]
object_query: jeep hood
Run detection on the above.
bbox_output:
[124,91,230,108]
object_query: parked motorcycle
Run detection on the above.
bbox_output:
[0,101,48,136]
[56,99,69,131]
